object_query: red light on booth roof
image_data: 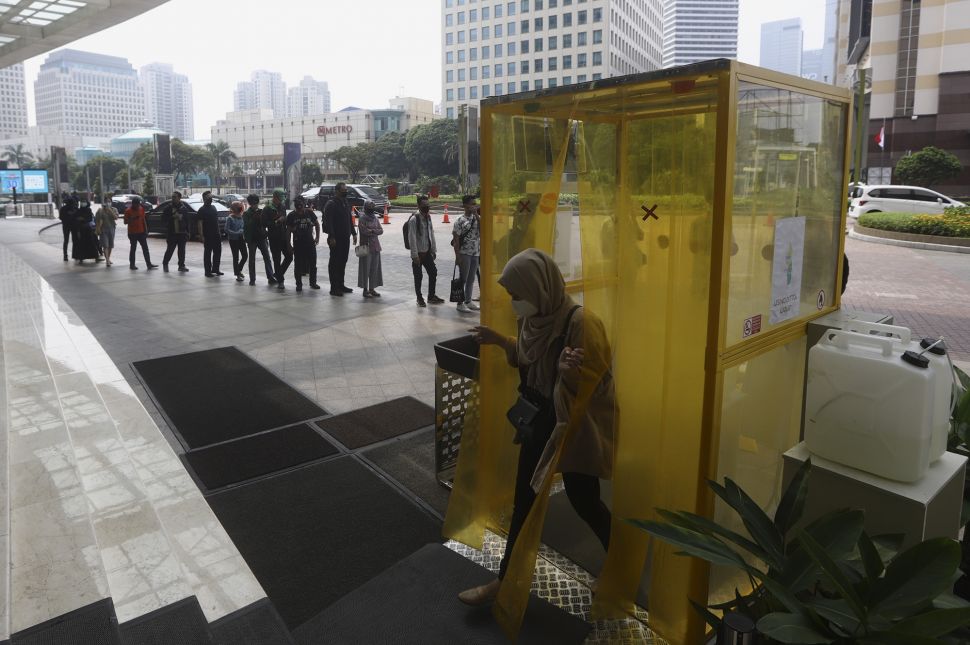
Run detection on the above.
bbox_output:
[671,79,696,94]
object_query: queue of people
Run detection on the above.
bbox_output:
[57,184,481,309]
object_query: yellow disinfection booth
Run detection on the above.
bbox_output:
[443,59,852,644]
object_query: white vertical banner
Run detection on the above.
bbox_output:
[769,216,806,324]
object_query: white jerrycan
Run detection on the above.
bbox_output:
[805,330,935,482]
[841,320,953,462]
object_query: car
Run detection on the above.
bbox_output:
[303,183,388,213]
[146,198,230,240]
[220,193,246,205]
[187,192,233,207]
[848,184,965,219]
[111,193,143,213]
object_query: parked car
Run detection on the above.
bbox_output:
[848,184,965,218]
[302,184,387,213]
[146,198,230,240]
[187,192,232,207]
[111,193,143,213]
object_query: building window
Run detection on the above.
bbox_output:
[563,75,571,85]
[507,1,515,15]
[447,89,455,101]
[446,0,454,6]
[483,65,491,79]
[482,46,490,59]
[549,35,557,49]
[521,40,530,53]
[495,83,503,95]
[520,0,528,11]
[494,44,502,57]
[470,86,478,99]
[592,51,602,66]
[592,7,601,21]
[592,73,601,80]
[894,0,921,117]
[458,68,466,81]
[446,70,454,83]
[534,17,543,30]
[549,77,558,87]
[577,74,586,83]
[458,30,465,43]
[535,79,543,89]
[521,80,530,91]
[446,14,454,26]
[578,53,587,67]
[470,28,477,42]
[563,55,572,69]
[535,37,543,52]
[458,87,466,100]
[563,12,572,27]
[535,0,542,8]
[482,6,490,19]
[548,56,558,70]
[592,29,602,44]
[507,42,516,55]
[578,9,587,24]
[471,47,478,61]
[446,32,454,45]
[508,81,516,92]
[495,23,503,37]
[576,32,586,46]
[495,64,503,77]
[563,33,572,47]
[483,84,491,97]
[521,19,529,33]
[470,67,478,80]
[458,49,466,62]
[470,8,477,21]
[508,21,516,35]
[482,25,490,38]
[521,60,530,74]
[458,11,465,24]
[495,3,503,17]
[507,62,516,75]
[447,107,455,118]
[549,15,557,28]
[535,58,544,72]
[447,52,454,64]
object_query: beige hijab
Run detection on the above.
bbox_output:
[498,249,577,374]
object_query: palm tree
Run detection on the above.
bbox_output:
[3,144,35,169]
[206,141,237,192]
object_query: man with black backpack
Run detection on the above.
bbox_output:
[406,195,443,307]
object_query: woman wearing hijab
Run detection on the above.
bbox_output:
[95,198,119,266]
[459,248,615,605]
[357,200,384,298]
[72,196,100,264]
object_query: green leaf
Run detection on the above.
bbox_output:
[857,632,942,645]
[805,597,861,636]
[756,612,834,644]
[892,607,970,638]
[781,509,866,592]
[871,538,961,617]
[709,478,786,567]
[689,598,721,631]
[798,531,868,625]
[629,520,756,572]
[954,365,970,392]
[656,509,772,564]
[775,457,812,538]
[859,531,886,580]
[933,592,970,610]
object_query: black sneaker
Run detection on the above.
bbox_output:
[147,264,158,270]
[341,286,353,293]
[310,284,321,290]
[249,280,256,285]
[428,295,445,305]
[178,266,189,272]
[296,285,303,292]
[277,282,286,290]
[215,271,225,276]
[330,290,344,297]
[162,264,169,272]
[130,265,138,270]
[268,277,277,285]
[417,297,427,308]
[205,273,215,277]
[236,274,244,282]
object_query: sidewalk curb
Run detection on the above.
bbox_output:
[848,228,970,254]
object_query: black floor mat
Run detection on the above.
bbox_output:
[209,599,295,645]
[205,456,442,630]
[292,543,591,645]
[360,428,450,517]
[132,347,325,449]
[313,396,433,450]
[118,597,212,645]
[184,423,340,492]
[12,598,120,645]
[541,485,650,608]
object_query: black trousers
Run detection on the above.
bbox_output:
[411,252,438,298]
[247,238,274,282]
[328,236,350,290]
[268,234,293,282]
[163,233,187,267]
[229,239,248,276]
[294,244,317,287]
[61,221,72,258]
[203,238,222,274]
[499,424,612,579]
[128,232,151,266]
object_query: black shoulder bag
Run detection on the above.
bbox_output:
[506,305,581,445]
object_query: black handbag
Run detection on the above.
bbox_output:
[450,265,465,303]
[505,305,581,444]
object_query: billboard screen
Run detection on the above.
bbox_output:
[282,142,302,206]
[22,170,49,193]
[0,170,49,194]
[154,134,172,174]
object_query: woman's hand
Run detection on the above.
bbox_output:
[558,347,584,374]
[470,325,505,347]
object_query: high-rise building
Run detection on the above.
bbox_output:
[0,63,28,140]
[820,0,839,84]
[286,76,332,118]
[836,0,970,192]
[233,71,287,118]
[661,0,739,68]
[440,0,663,119]
[801,48,823,80]
[34,49,144,139]
[759,18,804,76]
[140,63,194,140]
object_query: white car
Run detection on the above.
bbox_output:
[848,184,965,219]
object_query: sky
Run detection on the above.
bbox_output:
[21,0,827,141]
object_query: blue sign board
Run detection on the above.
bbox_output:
[0,169,49,194]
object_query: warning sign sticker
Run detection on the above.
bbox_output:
[743,314,763,339]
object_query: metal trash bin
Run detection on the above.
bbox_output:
[433,335,480,488]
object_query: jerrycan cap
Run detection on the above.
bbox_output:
[901,350,930,369]
[920,337,947,355]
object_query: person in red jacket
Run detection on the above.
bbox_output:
[124,197,157,270]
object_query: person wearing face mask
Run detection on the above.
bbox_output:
[262,189,293,290]
[452,194,481,313]
[72,195,100,264]
[286,196,321,292]
[322,182,358,296]
[197,190,223,278]
[244,194,275,286]
[58,196,77,261]
[459,248,615,606]
[94,197,118,266]
[225,201,248,281]
[408,194,444,307]
[356,199,384,298]
[161,191,192,272]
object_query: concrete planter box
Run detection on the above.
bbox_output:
[854,223,970,248]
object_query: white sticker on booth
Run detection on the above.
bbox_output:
[769,216,805,324]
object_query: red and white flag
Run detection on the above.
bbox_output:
[875,126,885,149]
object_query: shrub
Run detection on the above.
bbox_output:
[858,209,970,238]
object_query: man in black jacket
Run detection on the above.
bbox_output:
[197,190,223,277]
[322,182,357,296]
[161,191,192,272]
[262,189,292,290]
[58,196,78,261]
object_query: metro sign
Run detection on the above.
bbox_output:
[317,125,353,136]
